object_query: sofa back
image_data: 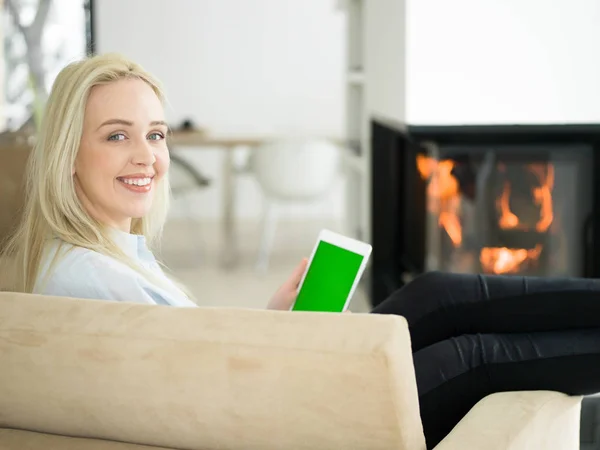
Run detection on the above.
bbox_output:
[0,292,426,450]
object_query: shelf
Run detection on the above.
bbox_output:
[344,0,367,245]
[347,70,365,85]
[342,150,366,174]
[346,139,362,155]
[347,0,364,71]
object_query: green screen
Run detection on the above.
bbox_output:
[292,241,364,312]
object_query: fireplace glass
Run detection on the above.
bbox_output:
[416,143,593,277]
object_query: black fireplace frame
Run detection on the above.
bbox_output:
[370,119,600,307]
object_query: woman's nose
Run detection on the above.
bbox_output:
[132,140,156,166]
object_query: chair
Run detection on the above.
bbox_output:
[0,131,32,244]
[249,138,340,272]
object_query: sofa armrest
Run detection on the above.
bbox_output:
[433,391,582,450]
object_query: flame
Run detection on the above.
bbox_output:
[496,164,554,232]
[480,245,543,274]
[497,182,520,228]
[417,155,555,274]
[416,155,462,247]
[530,163,555,232]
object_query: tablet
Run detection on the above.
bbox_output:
[291,229,372,312]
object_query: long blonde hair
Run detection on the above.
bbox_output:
[2,53,184,296]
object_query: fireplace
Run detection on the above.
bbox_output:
[370,118,600,306]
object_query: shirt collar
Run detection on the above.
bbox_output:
[108,228,146,260]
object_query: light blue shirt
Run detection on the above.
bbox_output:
[34,229,197,307]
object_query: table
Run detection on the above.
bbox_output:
[168,131,267,269]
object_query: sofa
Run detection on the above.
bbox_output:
[0,291,583,449]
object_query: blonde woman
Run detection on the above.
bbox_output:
[3,54,600,449]
[2,53,305,309]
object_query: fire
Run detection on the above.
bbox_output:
[530,163,554,232]
[497,182,519,229]
[417,155,555,274]
[416,155,462,247]
[480,245,543,275]
[496,163,555,233]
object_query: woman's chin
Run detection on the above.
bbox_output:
[122,205,153,221]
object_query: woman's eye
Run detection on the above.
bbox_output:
[148,132,165,141]
[108,133,126,141]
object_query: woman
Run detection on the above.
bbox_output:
[2,54,600,448]
[2,53,304,310]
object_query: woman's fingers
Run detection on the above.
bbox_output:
[289,257,308,288]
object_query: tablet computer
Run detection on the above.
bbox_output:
[291,229,372,312]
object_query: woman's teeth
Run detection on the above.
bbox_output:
[120,177,152,186]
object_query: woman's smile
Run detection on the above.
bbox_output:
[116,174,155,193]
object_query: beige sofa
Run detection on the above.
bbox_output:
[0,292,582,449]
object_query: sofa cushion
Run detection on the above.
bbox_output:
[0,428,173,450]
[0,292,425,450]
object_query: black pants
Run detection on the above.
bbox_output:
[372,271,600,449]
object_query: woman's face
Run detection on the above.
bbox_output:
[74,78,169,232]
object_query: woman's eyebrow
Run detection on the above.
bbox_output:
[96,119,167,130]
[97,118,133,130]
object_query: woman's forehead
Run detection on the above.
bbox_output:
[85,79,164,124]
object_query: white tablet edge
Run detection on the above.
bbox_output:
[293,229,372,312]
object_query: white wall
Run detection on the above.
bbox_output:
[95,0,346,220]
[365,0,406,124]
[407,0,600,124]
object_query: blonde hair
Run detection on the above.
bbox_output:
[2,53,186,297]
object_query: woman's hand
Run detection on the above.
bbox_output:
[267,258,308,310]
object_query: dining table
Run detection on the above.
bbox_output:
[168,130,268,269]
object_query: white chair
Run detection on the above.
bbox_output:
[249,138,340,272]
